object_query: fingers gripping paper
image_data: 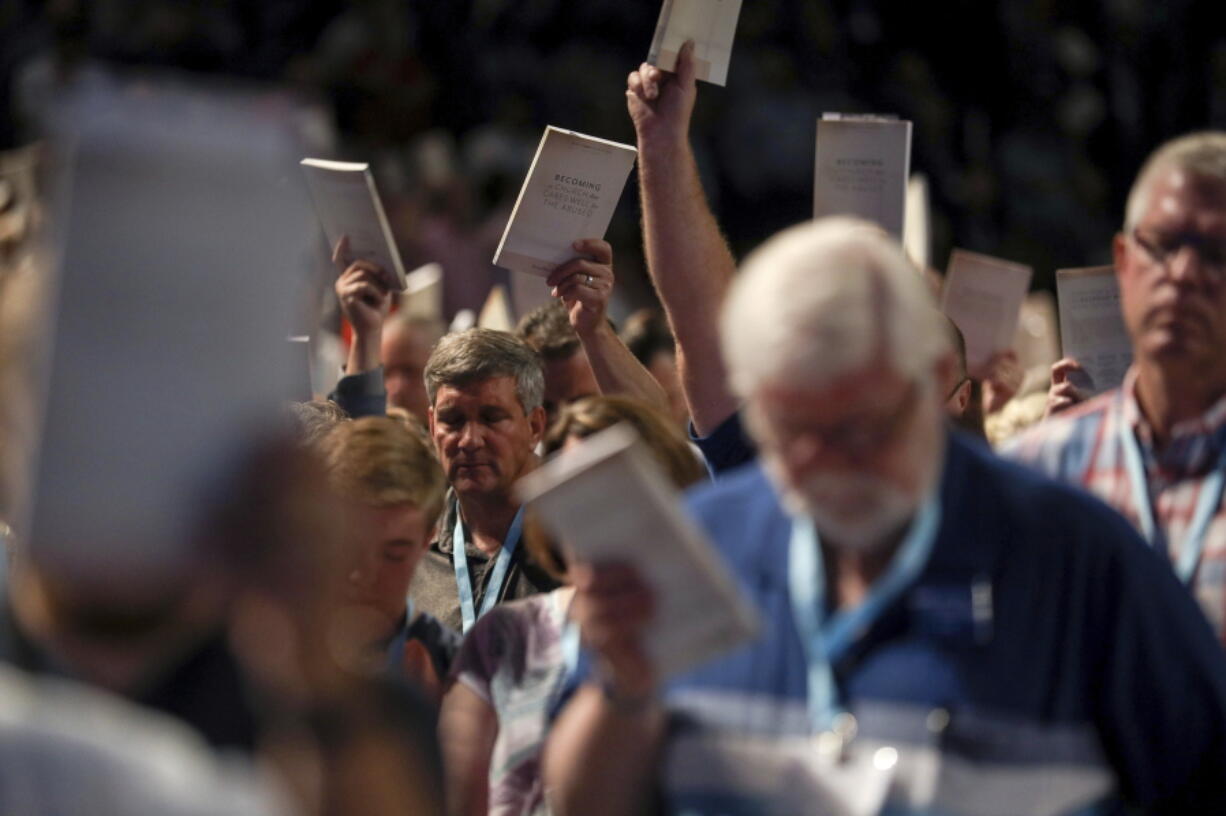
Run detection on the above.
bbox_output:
[494,127,636,278]
[1056,266,1132,394]
[647,0,743,87]
[515,424,760,679]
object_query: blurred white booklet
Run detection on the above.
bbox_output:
[1057,266,1132,394]
[494,127,636,277]
[300,158,407,289]
[904,174,931,270]
[941,249,1033,374]
[813,115,912,240]
[401,262,443,322]
[516,424,760,679]
[647,0,743,86]
[477,284,515,332]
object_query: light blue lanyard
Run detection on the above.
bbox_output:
[787,492,942,733]
[384,599,415,673]
[1119,422,1226,585]
[453,502,525,633]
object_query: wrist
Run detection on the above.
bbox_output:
[574,317,613,345]
[636,129,689,158]
[597,675,657,715]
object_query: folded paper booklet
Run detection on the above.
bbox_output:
[494,127,636,277]
[516,424,761,679]
[1056,266,1132,394]
[941,249,1033,374]
[300,158,407,289]
[647,0,743,86]
[813,114,912,240]
[904,174,931,271]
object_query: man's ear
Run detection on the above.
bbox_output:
[933,350,960,397]
[528,405,547,445]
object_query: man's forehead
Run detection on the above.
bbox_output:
[433,376,521,407]
[1142,167,1226,231]
[756,365,913,418]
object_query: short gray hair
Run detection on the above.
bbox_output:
[1124,131,1226,231]
[424,328,545,412]
[721,217,951,397]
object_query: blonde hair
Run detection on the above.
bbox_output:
[320,416,446,522]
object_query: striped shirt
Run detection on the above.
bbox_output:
[1004,368,1226,641]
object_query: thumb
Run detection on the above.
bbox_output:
[676,40,698,89]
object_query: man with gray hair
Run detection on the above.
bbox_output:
[410,328,559,633]
[1010,131,1226,642]
[545,218,1226,815]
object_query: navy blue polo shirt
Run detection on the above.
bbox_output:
[659,433,1226,814]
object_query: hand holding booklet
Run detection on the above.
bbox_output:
[494,127,636,278]
[1056,266,1132,394]
[940,249,1033,375]
[647,0,743,86]
[300,159,407,289]
[515,424,760,679]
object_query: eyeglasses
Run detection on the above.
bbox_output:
[764,381,923,465]
[1130,228,1226,281]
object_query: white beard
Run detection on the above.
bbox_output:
[768,461,922,553]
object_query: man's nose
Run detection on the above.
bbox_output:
[1167,243,1211,286]
[458,421,483,449]
[348,549,378,588]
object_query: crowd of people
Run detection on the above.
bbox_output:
[3,22,1226,816]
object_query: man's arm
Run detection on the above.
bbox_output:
[546,239,670,412]
[328,235,393,417]
[542,563,664,816]
[628,41,740,436]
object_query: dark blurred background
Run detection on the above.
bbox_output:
[3,0,1224,307]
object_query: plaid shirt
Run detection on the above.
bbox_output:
[1005,368,1226,642]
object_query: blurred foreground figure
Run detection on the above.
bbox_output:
[545,217,1226,815]
[0,71,444,815]
[0,664,287,816]
[1009,132,1226,642]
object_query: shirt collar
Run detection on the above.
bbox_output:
[1121,366,1226,477]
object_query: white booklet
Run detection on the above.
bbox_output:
[904,173,931,271]
[940,249,1033,374]
[400,262,444,322]
[300,158,407,289]
[516,424,760,679]
[494,127,637,278]
[1056,266,1132,394]
[813,114,912,241]
[647,0,743,87]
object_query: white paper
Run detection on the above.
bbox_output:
[494,127,636,278]
[401,262,443,322]
[477,284,515,332]
[813,115,912,241]
[647,0,743,87]
[903,174,930,271]
[1056,266,1132,394]
[300,158,407,289]
[940,249,1033,374]
[516,424,760,679]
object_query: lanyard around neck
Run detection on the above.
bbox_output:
[1118,420,1226,585]
[453,501,525,633]
[787,492,942,733]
